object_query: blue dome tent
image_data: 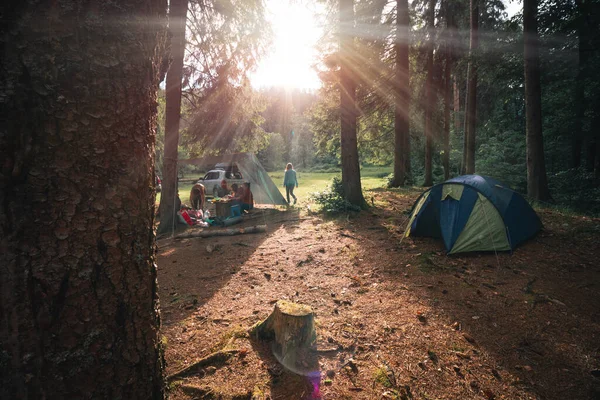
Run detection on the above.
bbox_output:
[404,175,542,254]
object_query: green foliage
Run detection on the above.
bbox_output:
[310,177,362,214]
[548,169,600,215]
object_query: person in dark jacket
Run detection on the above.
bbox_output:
[283,163,298,205]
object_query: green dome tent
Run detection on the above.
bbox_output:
[404,175,541,254]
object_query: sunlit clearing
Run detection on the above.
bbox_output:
[251,0,323,90]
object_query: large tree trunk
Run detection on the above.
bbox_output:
[0,1,167,399]
[572,0,592,169]
[158,0,188,235]
[339,0,366,207]
[443,2,454,181]
[454,77,461,133]
[443,54,452,181]
[524,0,551,201]
[390,0,411,187]
[464,0,479,175]
[423,0,436,187]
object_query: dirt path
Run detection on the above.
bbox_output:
[158,190,600,399]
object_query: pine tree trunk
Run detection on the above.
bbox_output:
[339,0,366,207]
[443,2,454,181]
[573,0,592,170]
[423,0,436,187]
[464,0,479,175]
[158,0,188,235]
[524,0,551,201]
[0,1,168,398]
[454,77,461,132]
[391,0,411,187]
[443,53,452,181]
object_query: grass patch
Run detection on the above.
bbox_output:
[373,366,394,388]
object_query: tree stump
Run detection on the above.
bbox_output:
[252,300,316,369]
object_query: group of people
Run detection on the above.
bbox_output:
[182,162,299,218]
[216,180,254,212]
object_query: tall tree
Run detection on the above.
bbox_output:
[390,0,411,187]
[0,0,167,398]
[443,2,454,181]
[524,0,551,201]
[463,0,479,174]
[339,0,366,207]
[158,0,188,235]
[423,0,437,186]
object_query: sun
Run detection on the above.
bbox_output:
[251,0,323,90]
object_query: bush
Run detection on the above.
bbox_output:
[310,176,362,213]
[548,168,600,215]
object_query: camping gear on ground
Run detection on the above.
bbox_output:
[404,175,542,254]
[180,153,287,205]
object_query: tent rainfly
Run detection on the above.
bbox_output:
[179,153,287,206]
[404,175,541,254]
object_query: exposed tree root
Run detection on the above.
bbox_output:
[167,349,239,381]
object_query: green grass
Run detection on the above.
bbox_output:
[156,166,392,206]
[269,166,392,203]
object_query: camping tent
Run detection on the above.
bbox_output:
[179,153,287,206]
[404,175,541,254]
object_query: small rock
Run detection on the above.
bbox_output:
[442,289,448,294]
[326,370,335,378]
[264,273,271,280]
[205,366,217,375]
[469,380,480,390]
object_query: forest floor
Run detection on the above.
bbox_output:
[157,188,600,400]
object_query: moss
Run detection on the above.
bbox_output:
[373,366,393,388]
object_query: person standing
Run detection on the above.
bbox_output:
[283,163,298,205]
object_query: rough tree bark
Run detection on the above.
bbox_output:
[390,0,411,187]
[339,0,366,207]
[573,0,593,169]
[463,0,479,175]
[423,0,436,187]
[443,55,452,181]
[454,78,461,133]
[524,0,551,201]
[158,0,188,235]
[0,1,168,398]
[443,1,454,181]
